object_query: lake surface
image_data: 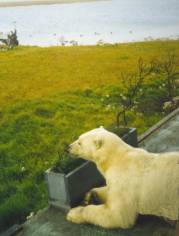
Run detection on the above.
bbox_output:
[0,0,179,46]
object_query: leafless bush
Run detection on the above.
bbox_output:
[161,53,178,103]
[116,57,150,126]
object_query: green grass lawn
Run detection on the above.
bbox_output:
[0,40,179,232]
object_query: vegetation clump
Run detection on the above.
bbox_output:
[0,29,19,50]
[53,151,85,175]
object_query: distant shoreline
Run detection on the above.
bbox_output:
[0,0,104,7]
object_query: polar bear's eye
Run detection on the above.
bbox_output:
[78,142,81,146]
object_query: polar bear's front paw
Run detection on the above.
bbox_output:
[83,190,93,205]
[67,207,85,224]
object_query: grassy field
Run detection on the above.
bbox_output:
[0,40,179,232]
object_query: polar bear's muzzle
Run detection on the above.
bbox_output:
[68,142,79,157]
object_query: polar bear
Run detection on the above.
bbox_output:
[67,127,179,229]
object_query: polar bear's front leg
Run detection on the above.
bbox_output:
[67,204,133,229]
[83,186,108,205]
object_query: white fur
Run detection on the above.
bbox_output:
[67,127,179,229]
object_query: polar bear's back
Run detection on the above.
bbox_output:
[139,152,179,220]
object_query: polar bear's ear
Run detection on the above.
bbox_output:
[94,138,103,149]
[99,126,104,129]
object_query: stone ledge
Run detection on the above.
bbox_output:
[138,107,179,144]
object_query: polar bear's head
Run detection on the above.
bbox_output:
[69,127,124,162]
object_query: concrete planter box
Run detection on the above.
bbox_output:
[45,161,104,211]
[108,127,138,147]
[45,127,137,210]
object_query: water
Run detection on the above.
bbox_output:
[0,0,179,46]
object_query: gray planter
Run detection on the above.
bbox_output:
[45,161,105,211]
[122,128,138,147]
[108,127,138,147]
[45,127,137,210]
